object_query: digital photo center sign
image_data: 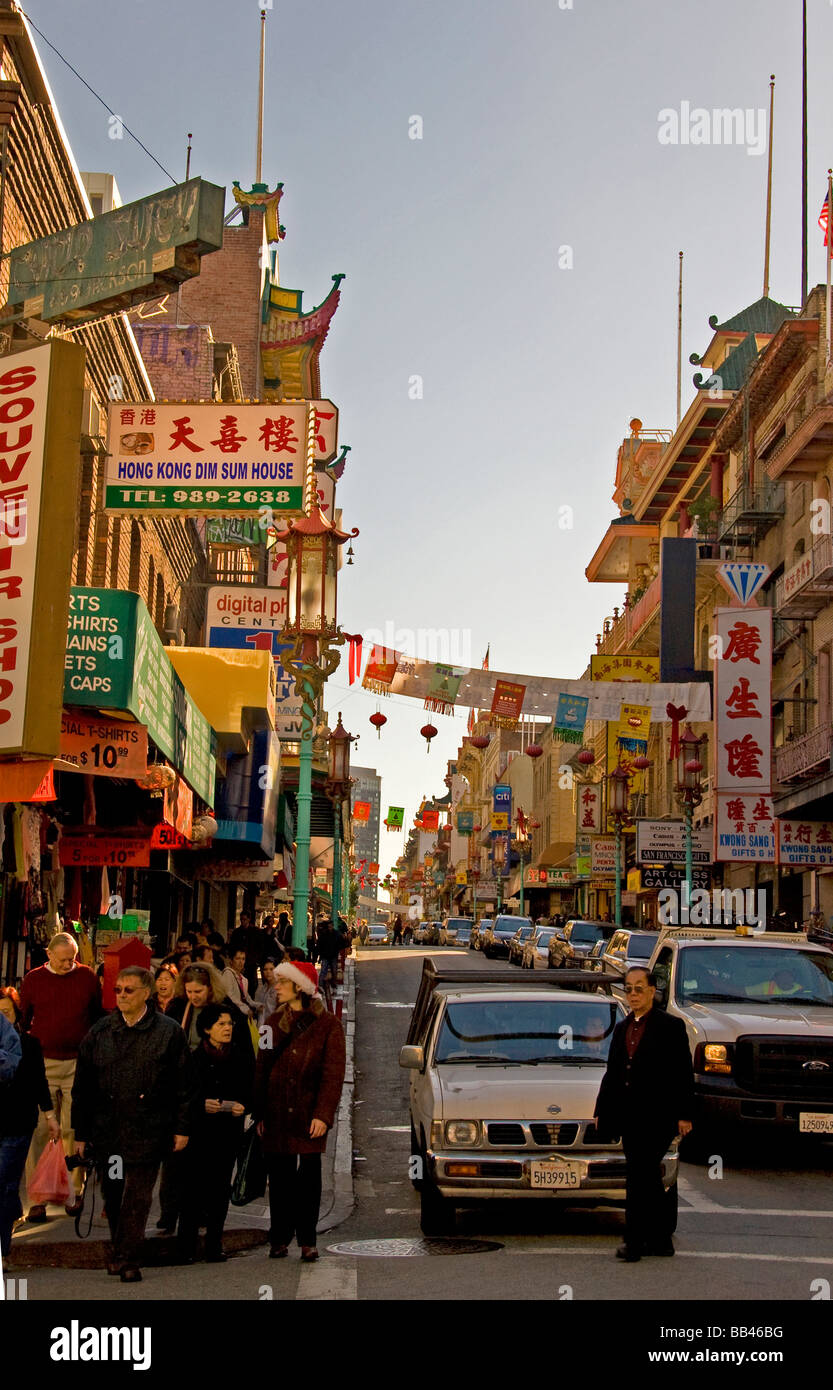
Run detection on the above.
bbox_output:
[205,585,302,738]
[105,400,338,514]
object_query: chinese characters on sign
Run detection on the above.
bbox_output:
[589,654,660,683]
[576,783,602,835]
[714,607,774,862]
[778,820,833,866]
[490,680,526,728]
[105,400,338,514]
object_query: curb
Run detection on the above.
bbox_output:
[318,954,355,1233]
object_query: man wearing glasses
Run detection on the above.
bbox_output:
[594,965,694,1262]
[72,966,193,1283]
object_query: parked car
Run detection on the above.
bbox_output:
[401,958,678,1235]
[522,925,559,970]
[507,923,537,966]
[455,923,473,947]
[412,921,429,945]
[470,917,493,951]
[598,929,660,984]
[549,920,616,971]
[366,924,390,946]
[483,915,533,960]
[648,926,833,1147]
[583,938,608,972]
[440,917,473,946]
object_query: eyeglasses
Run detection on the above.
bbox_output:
[623,984,649,994]
[114,985,141,995]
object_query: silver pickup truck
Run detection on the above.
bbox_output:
[647,928,833,1145]
[400,960,679,1234]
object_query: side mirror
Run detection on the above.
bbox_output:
[399,1044,425,1071]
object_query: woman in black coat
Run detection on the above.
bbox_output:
[177,1002,254,1263]
[0,987,60,1256]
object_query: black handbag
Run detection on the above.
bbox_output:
[230,1123,268,1206]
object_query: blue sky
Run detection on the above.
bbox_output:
[24,0,833,878]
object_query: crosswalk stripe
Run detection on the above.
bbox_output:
[296,1259,358,1300]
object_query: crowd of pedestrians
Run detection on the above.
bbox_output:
[0,911,347,1282]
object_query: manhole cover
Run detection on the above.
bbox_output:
[326,1237,502,1257]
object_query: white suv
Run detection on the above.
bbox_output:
[648,928,833,1142]
[400,962,678,1234]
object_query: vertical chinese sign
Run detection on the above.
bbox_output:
[0,341,85,759]
[714,608,775,861]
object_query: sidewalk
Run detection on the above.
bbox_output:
[5,959,356,1272]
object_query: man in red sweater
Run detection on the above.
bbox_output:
[20,931,102,1221]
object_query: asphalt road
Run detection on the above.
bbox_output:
[10,946,833,1305]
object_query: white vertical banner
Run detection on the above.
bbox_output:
[714,606,774,861]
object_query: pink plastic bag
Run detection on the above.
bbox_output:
[28,1138,72,1206]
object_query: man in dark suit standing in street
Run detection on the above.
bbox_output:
[594,965,694,1262]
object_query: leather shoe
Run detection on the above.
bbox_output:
[26,1204,48,1224]
[269,1244,288,1259]
[120,1266,142,1283]
[205,1249,228,1263]
[649,1241,675,1256]
[106,1261,124,1277]
[615,1244,642,1262]
[300,1246,319,1263]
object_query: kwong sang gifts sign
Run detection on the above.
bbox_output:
[714,607,775,862]
[105,400,338,514]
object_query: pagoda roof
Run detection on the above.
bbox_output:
[261,274,344,401]
[713,295,795,335]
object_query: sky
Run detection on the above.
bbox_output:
[22,0,833,881]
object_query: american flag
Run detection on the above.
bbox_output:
[467,646,491,732]
[820,188,830,248]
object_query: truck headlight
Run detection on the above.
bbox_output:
[444,1120,480,1145]
[695,1042,734,1075]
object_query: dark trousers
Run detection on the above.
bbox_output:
[158,1149,185,1228]
[178,1127,241,1256]
[267,1153,322,1249]
[623,1127,675,1251]
[0,1133,32,1255]
[100,1161,159,1267]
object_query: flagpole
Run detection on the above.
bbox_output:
[676,251,683,428]
[763,76,775,298]
[256,8,267,184]
[801,0,808,306]
[827,168,833,362]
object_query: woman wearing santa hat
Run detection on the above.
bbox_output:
[254,959,346,1262]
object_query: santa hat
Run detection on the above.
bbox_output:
[276,960,318,996]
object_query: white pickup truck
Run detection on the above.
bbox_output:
[400,960,679,1234]
[646,928,833,1144]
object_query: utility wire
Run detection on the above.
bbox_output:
[20,10,176,184]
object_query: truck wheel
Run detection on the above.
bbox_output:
[420,1180,456,1236]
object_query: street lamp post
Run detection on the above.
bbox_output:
[327,713,352,924]
[608,764,631,927]
[277,490,359,951]
[674,725,707,915]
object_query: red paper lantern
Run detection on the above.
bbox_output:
[470,733,491,750]
[684,758,703,775]
[472,824,481,834]
[369,711,387,739]
[525,743,543,759]
[420,722,438,752]
[529,818,542,830]
[577,747,595,766]
[633,754,652,770]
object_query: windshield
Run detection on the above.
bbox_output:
[676,946,833,1006]
[497,917,531,931]
[435,1000,620,1064]
[515,927,534,940]
[446,919,472,930]
[535,929,556,944]
[570,923,606,944]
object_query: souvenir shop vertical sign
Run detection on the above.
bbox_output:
[0,341,85,757]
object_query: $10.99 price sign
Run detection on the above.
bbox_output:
[59,712,148,777]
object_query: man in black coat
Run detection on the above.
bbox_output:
[594,965,694,1262]
[72,966,193,1283]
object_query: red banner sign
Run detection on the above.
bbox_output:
[58,829,152,867]
[490,679,526,727]
[59,711,148,777]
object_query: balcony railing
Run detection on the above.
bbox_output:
[717,481,785,543]
[774,534,833,619]
[774,724,833,783]
[596,573,661,656]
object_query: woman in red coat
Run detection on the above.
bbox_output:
[254,961,345,1263]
